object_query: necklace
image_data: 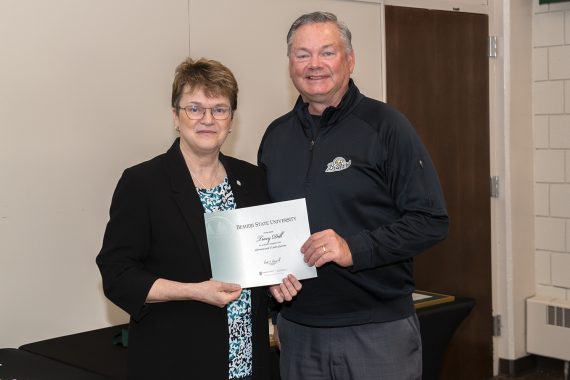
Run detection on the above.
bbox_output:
[190,160,220,189]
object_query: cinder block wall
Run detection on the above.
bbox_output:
[533,0,570,299]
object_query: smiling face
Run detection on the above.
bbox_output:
[288,22,355,115]
[173,85,232,158]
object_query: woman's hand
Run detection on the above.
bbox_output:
[194,279,242,308]
[269,274,302,303]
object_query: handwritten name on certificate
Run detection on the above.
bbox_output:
[204,198,317,288]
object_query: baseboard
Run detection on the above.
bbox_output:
[498,355,536,376]
[498,354,566,377]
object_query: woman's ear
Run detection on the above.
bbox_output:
[172,108,180,131]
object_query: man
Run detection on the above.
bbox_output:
[257,11,449,380]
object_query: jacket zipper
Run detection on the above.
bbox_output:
[305,135,319,184]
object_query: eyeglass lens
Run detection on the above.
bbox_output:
[183,105,230,120]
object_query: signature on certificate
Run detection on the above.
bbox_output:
[256,230,285,246]
[263,257,282,266]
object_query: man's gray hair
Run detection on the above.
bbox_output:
[286,11,353,56]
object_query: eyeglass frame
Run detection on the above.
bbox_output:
[176,104,233,120]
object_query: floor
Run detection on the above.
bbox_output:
[489,356,568,380]
[490,370,567,380]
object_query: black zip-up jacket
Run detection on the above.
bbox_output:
[258,80,449,327]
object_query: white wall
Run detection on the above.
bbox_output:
[0,0,383,348]
[532,1,570,299]
[0,0,188,348]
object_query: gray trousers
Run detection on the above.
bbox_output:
[277,314,422,380]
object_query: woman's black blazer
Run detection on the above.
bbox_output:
[96,139,271,380]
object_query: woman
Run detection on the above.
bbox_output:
[96,57,273,379]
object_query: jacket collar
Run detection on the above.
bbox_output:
[162,139,255,273]
[162,139,210,271]
[294,79,363,131]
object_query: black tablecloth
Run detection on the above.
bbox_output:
[14,297,474,380]
[20,324,128,379]
[417,297,475,380]
[0,348,108,380]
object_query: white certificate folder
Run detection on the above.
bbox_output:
[204,198,317,288]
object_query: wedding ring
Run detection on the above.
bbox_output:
[322,246,326,253]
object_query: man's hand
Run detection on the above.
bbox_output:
[269,274,302,303]
[273,324,281,350]
[301,229,353,267]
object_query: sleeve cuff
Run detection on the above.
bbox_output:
[346,232,373,271]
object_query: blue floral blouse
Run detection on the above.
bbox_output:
[197,177,253,379]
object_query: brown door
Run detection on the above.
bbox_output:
[385,6,492,380]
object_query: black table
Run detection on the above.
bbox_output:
[13,296,474,380]
[417,297,475,380]
[0,348,108,380]
[19,325,128,380]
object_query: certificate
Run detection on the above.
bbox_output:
[204,198,317,288]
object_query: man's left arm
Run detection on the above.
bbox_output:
[347,124,449,271]
[302,121,449,270]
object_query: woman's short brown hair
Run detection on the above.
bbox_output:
[171,57,238,112]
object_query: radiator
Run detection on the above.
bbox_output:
[526,295,570,361]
